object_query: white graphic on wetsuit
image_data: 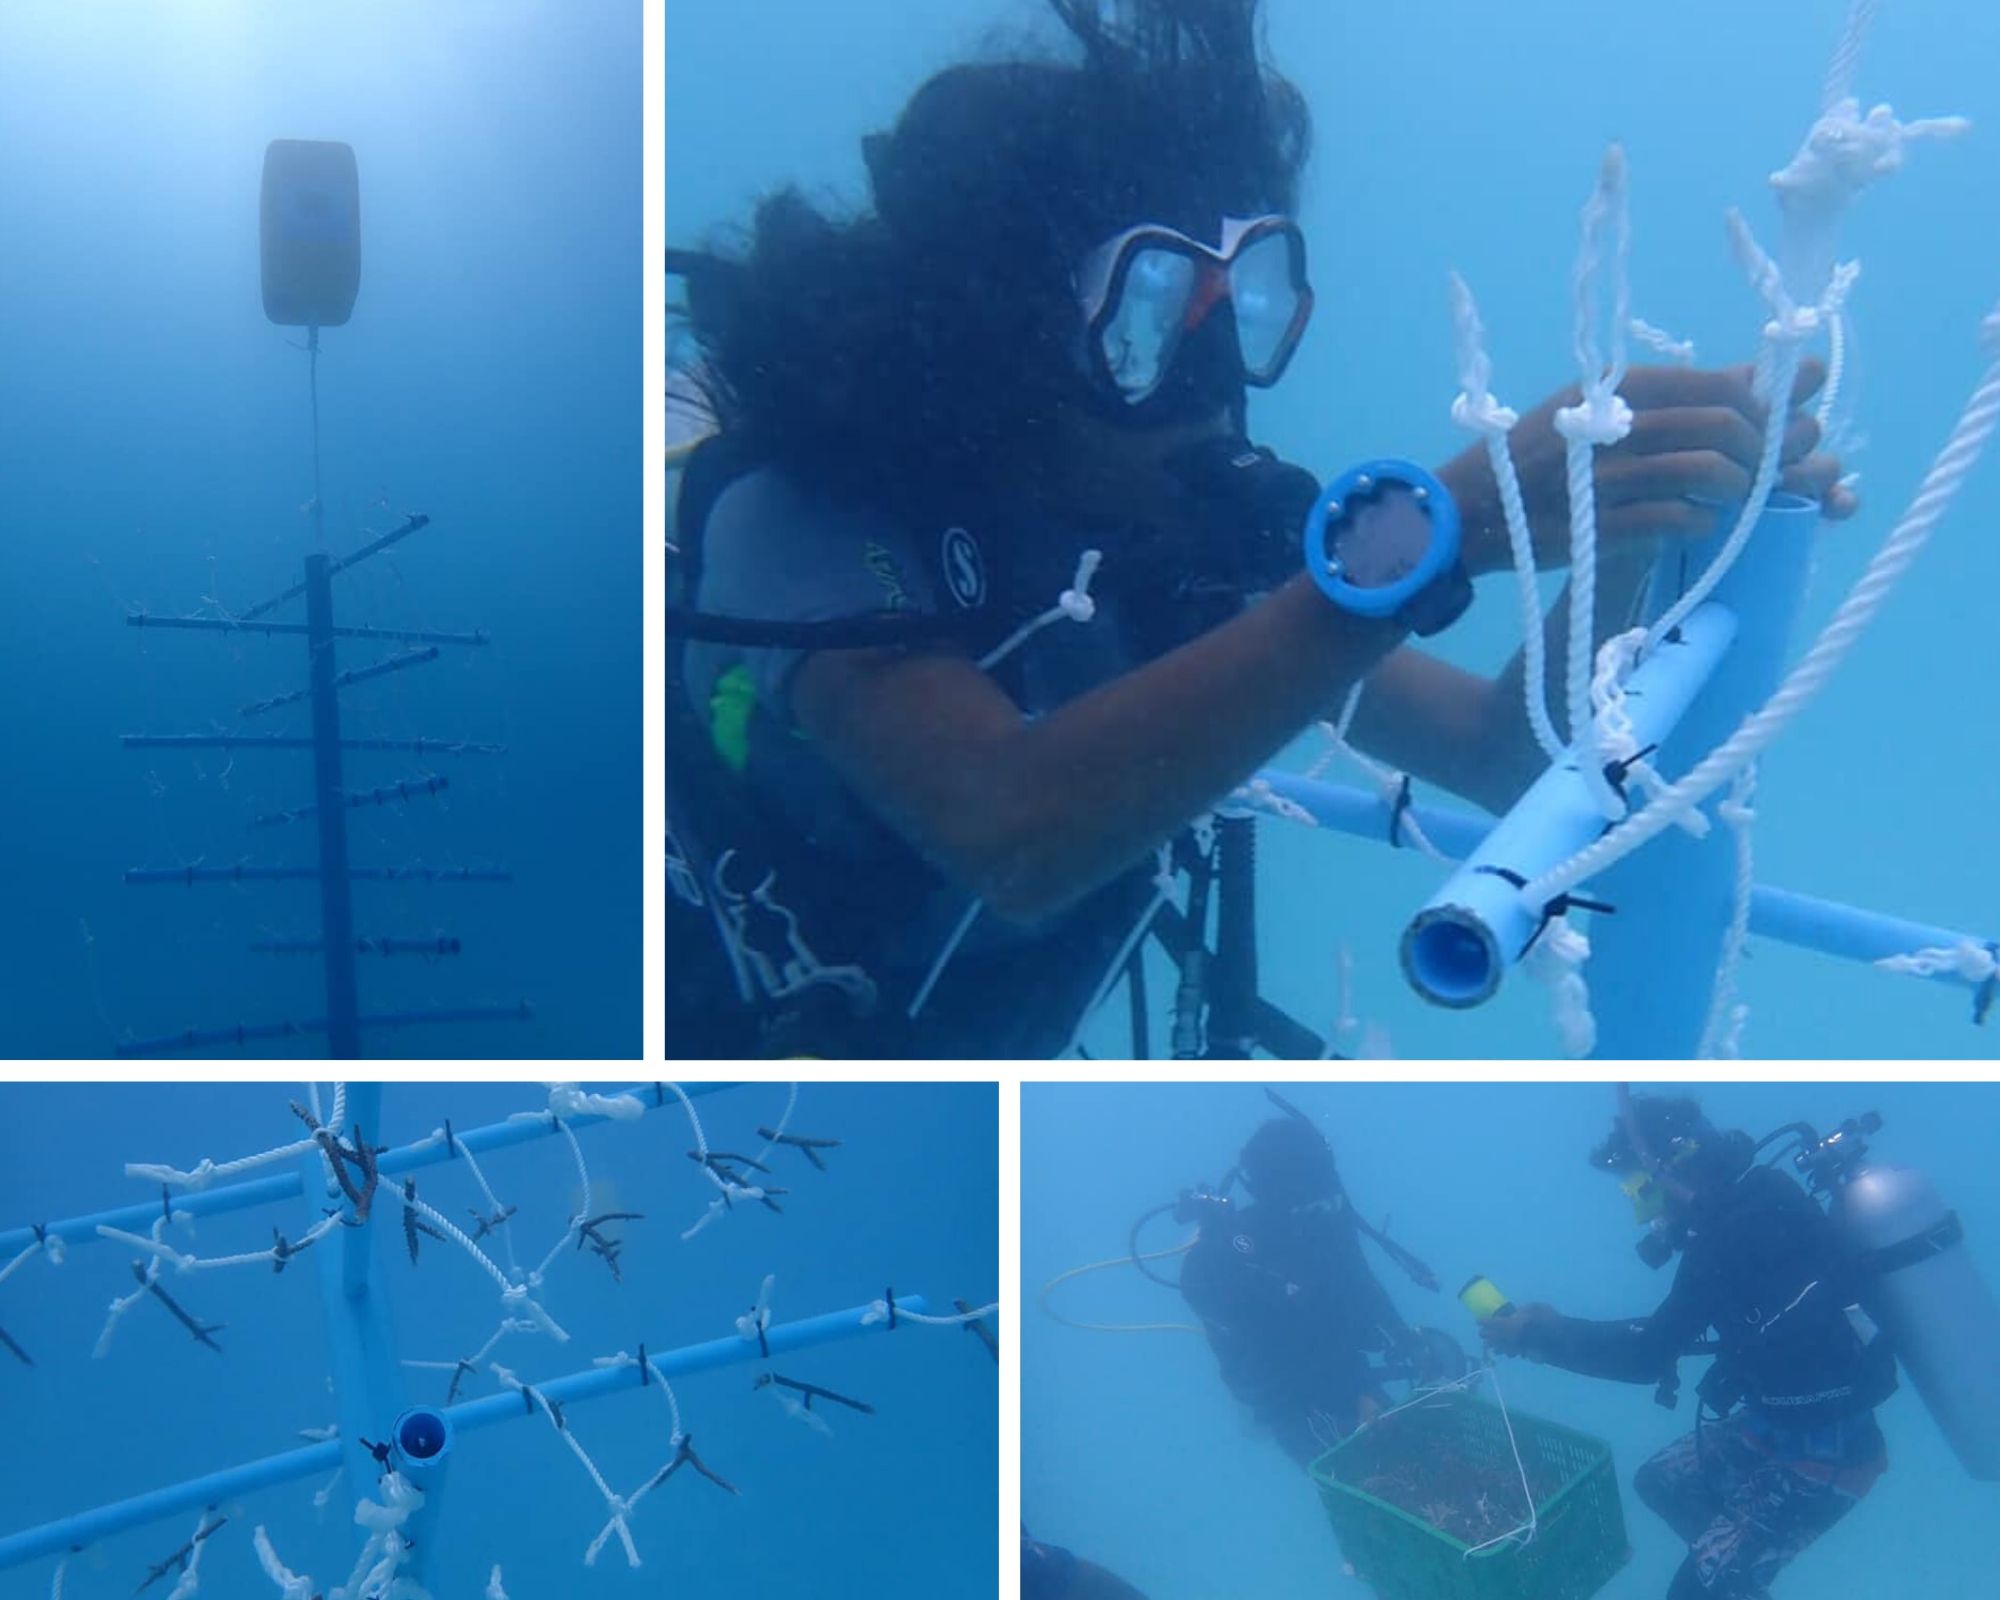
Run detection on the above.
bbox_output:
[710,850,876,1009]
[940,526,986,609]
[666,824,704,908]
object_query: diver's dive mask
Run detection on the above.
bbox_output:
[1074,214,1313,410]
[1613,1142,1700,1269]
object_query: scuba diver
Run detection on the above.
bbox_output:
[1022,1530,1149,1600]
[1481,1094,1897,1600]
[1174,1091,1458,1464]
[666,0,1855,1058]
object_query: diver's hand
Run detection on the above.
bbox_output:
[1445,357,1859,577]
[1479,1302,1561,1357]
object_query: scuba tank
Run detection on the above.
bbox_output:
[1838,1158,2000,1479]
[1778,1114,2000,1481]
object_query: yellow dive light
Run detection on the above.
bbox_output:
[1458,1275,1515,1322]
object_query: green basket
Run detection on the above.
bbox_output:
[1309,1389,1629,1600]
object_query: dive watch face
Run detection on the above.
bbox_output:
[1304,459,1462,623]
[1328,480,1434,590]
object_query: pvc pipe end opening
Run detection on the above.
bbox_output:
[395,1407,451,1464]
[1403,907,1501,1008]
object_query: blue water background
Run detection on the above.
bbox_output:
[668,0,2000,1059]
[0,1079,998,1597]
[0,1,640,1059]
[1025,1079,2000,1598]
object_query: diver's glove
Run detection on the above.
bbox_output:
[1159,434,1322,596]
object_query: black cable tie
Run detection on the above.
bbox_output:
[1601,742,1660,805]
[638,1343,650,1385]
[1388,773,1414,849]
[756,1320,770,1360]
[443,1119,460,1159]
[885,1287,897,1331]
[1976,941,2000,1026]
[1473,865,1615,957]
[653,1083,667,1107]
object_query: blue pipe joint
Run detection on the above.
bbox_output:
[387,1405,452,1565]
[1401,600,1740,1007]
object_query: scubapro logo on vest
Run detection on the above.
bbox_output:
[940,526,986,610]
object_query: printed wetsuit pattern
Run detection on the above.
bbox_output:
[1635,1413,1886,1599]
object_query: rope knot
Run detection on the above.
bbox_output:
[1450,390,1519,438]
[1553,392,1633,448]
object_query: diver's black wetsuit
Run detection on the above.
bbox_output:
[670,457,1302,1060]
[1526,1165,1895,1599]
[1179,1192,1409,1465]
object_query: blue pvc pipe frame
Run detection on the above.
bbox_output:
[1251,771,1998,1004]
[0,1296,917,1573]
[0,1082,799,1580]
[1376,493,1936,1051]
[1400,596,1741,1008]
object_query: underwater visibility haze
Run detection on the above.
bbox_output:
[0,1080,999,1597]
[1025,1079,2000,1600]
[667,0,2000,1060]
[0,1,641,1059]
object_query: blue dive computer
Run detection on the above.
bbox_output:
[1303,459,1474,637]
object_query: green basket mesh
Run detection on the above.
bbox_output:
[1309,1389,1629,1600]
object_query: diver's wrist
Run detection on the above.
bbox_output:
[1301,459,1474,638]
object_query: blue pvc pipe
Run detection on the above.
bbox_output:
[113,1002,532,1058]
[240,514,432,623]
[0,1296,917,1573]
[124,866,514,885]
[1245,769,1490,860]
[0,1083,743,1258]
[125,613,489,647]
[306,552,362,1060]
[309,1085,408,1531]
[1587,494,1823,1057]
[389,1406,452,1569]
[1251,771,1995,1002]
[120,735,505,755]
[446,1296,926,1436]
[1399,601,1740,1006]
[0,1440,341,1573]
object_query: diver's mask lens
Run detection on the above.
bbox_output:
[1078,215,1313,406]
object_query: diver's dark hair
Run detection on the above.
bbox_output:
[684,0,1311,517]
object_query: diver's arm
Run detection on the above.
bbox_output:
[1512,1262,1710,1385]
[1345,543,1660,815]
[792,576,1405,922]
